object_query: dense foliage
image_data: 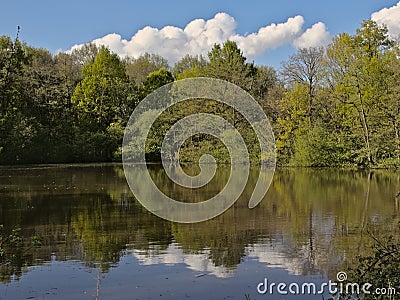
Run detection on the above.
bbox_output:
[339,232,400,300]
[0,20,399,167]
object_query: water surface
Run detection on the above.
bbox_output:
[0,164,398,299]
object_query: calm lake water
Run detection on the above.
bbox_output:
[0,164,399,299]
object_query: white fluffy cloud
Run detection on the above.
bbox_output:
[68,13,330,64]
[231,15,304,57]
[371,1,400,38]
[292,22,331,49]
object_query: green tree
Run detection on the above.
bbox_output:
[386,44,400,165]
[276,83,310,164]
[249,65,281,122]
[125,53,169,85]
[1,38,79,163]
[71,46,136,161]
[54,51,84,95]
[281,47,324,122]
[205,41,256,91]
[70,42,99,67]
[72,46,134,132]
[140,68,174,97]
[325,21,395,166]
[172,54,207,79]
[20,47,77,162]
[0,35,27,162]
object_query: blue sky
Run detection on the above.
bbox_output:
[1,0,399,68]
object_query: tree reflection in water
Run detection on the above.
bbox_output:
[0,164,398,284]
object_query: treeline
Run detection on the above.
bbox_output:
[0,20,399,167]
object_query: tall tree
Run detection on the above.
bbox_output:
[70,42,99,67]
[276,83,310,164]
[72,46,134,132]
[54,52,83,97]
[172,54,207,79]
[249,65,280,121]
[205,41,256,91]
[125,53,169,86]
[71,46,137,161]
[0,34,28,163]
[20,47,77,162]
[140,68,174,99]
[325,21,394,166]
[281,47,324,122]
[387,44,400,163]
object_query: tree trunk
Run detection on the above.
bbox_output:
[394,119,400,163]
[356,82,372,166]
[308,83,313,124]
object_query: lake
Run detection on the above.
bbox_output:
[0,164,399,299]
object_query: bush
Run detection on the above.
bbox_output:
[339,231,400,299]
